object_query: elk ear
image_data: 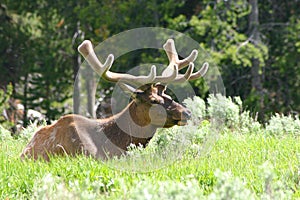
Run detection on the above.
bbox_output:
[154,83,167,95]
[118,83,141,99]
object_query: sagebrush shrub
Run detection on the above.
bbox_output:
[207,94,240,128]
[128,179,204,200]
[266,113,300,136]
[259,162,293,200]
[0,125,12,141]
[184,96,206,124]
[239,110,261,134]
[208,169,255,200]
[33,173,114,200]
[33,173,77,199]
[17,122,42,141]
[206,94,261,133]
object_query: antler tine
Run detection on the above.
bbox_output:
[179,50,198,69]
[163,39,198,69]
[188,62,209,80]
[171,62,209,83]
[153,64,178,83]
[171,63,194,83]
[78,40,156,85]
[78,40,114,76]
[158,39,209,84]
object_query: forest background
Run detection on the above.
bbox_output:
[0,0,299,127]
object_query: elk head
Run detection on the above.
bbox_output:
[78,39,209,129]
[117,83,190,128]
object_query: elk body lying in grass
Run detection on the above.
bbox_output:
[20,39,209,161]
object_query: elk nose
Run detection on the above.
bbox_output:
[182,110,192,120]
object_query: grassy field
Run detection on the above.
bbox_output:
[1,124,300,199]
[1,96,300,199]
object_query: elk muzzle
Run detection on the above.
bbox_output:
[148,102,192,128]
[177,109,192,126]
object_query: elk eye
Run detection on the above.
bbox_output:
[165,99,173,107]
[150,98,158,104]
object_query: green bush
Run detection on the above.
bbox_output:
[266,114,300,136]
[184,96,206,125]
[0,125,12,141]
[33,173,114,200]
[238,110,261,134]
[17,121,44,141]
[0,84,13,129]
[184,94,261,133]
[128,178,204,200]
[259,162,293,200]
[208,169,255,200]
[207,94,240,129]
[0,84,13,115]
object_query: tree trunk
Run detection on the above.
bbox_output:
[73,53,81,115]
[72,21,83,115]
[23,72,28,127]
[248,0,265,117]
[84,67,96,118]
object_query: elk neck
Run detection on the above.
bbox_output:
[98,100,157,150]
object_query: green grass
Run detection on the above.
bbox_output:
[1,127,300,199]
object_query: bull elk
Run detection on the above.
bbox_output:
[20,39,209,161]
